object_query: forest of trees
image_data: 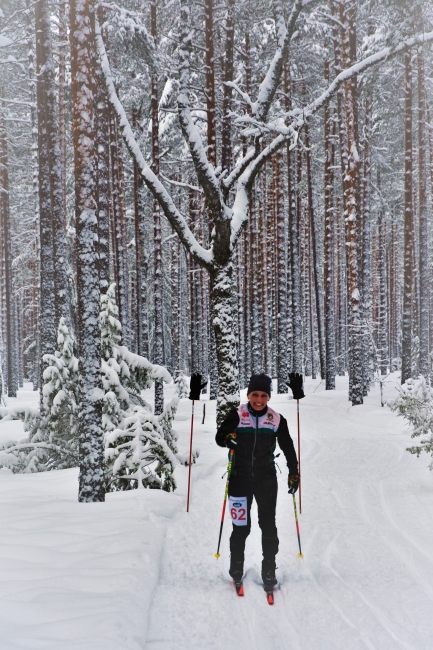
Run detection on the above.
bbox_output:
[1,0,433,499]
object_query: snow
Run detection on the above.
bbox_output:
[1,376,433,649]
[0,35,12,48]
[94,20,213,269]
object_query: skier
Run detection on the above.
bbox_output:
[215,373,302,592]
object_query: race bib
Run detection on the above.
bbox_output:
[229,496,248,526]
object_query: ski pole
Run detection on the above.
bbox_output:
[292,493,304,558]
[297,398,302,513]
[214,449,235,559]
[186,399,195,512]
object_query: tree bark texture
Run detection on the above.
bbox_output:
[36,0,70,329]
[401,51,413,385]
[70,0,105,502]
[35,9,56,404]
[95,14,111,295]
[361,93,373,392]
[340,0,363,405]
[0,109,17,397]
[211,262,239,426]
[417,47,429,379]
[324,61,336,390]
[151,0,164,415]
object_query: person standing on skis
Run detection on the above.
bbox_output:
[215,372,303,591]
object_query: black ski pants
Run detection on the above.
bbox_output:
[228,467,279,562]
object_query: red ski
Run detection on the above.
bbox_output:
[234,581,244,596]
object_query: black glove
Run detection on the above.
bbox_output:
[225,433,237,451]
[288,473,299,494]
[189,373,207,400]
[287,372,305,400]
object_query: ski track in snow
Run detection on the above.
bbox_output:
[1,376,433,649]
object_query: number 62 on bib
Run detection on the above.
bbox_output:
[229,496,248,526]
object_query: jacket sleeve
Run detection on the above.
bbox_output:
[215,408,240,447]
[276,415,298,475]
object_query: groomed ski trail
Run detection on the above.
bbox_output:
[144,376,433,650]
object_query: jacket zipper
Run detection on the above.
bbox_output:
[251,412,258,477]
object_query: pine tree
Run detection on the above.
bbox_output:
[101,284,178,492]
[174,372,188,398]
[389,376,433,470]
[0,317,79,472]
[41,318,80,463]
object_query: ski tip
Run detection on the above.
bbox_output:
[236,585,244,596]
[298,553,304,558]
[214,553,221,559]
[267,592,274,605]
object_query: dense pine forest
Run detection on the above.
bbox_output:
[1,0,433,500]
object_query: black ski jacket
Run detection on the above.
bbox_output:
[215,403,298,477]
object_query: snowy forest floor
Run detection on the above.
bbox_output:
[0,375,432,650]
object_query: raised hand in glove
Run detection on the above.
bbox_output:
[287,372,305,400]
[288,474,300,494]
[189,373,207,400]
[225,433,237,451]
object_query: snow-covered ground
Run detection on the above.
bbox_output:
[0,375,432,649]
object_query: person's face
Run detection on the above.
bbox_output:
[247,391,270,411]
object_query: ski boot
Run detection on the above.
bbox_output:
[229,558,244,596]
[262,558,277,603]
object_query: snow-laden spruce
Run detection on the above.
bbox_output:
[388,376,433,470]
[101,285,178,491]
[174,373,188,399]
[0,288,180,490]
[0,318,79,472]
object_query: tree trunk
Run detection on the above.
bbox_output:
[35,10,56,405]
[304,117,326,381]
[95,11,111,296]
[70,0,105,502]
[221,0,235,177]
[340,0,362,405]
[36,0,70,329]
[361,92,373,392]
[275,149,288,392]
[211,262,239,426]
[377,172,387,376]
[151,0,164,414]
[289,164,302,373]
[132,108,145,355]
[323,60,335,390]
[0,108,17,397]
[401,50,413,385]
[417,47,429,379]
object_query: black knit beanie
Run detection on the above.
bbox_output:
[247,373,272,397]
